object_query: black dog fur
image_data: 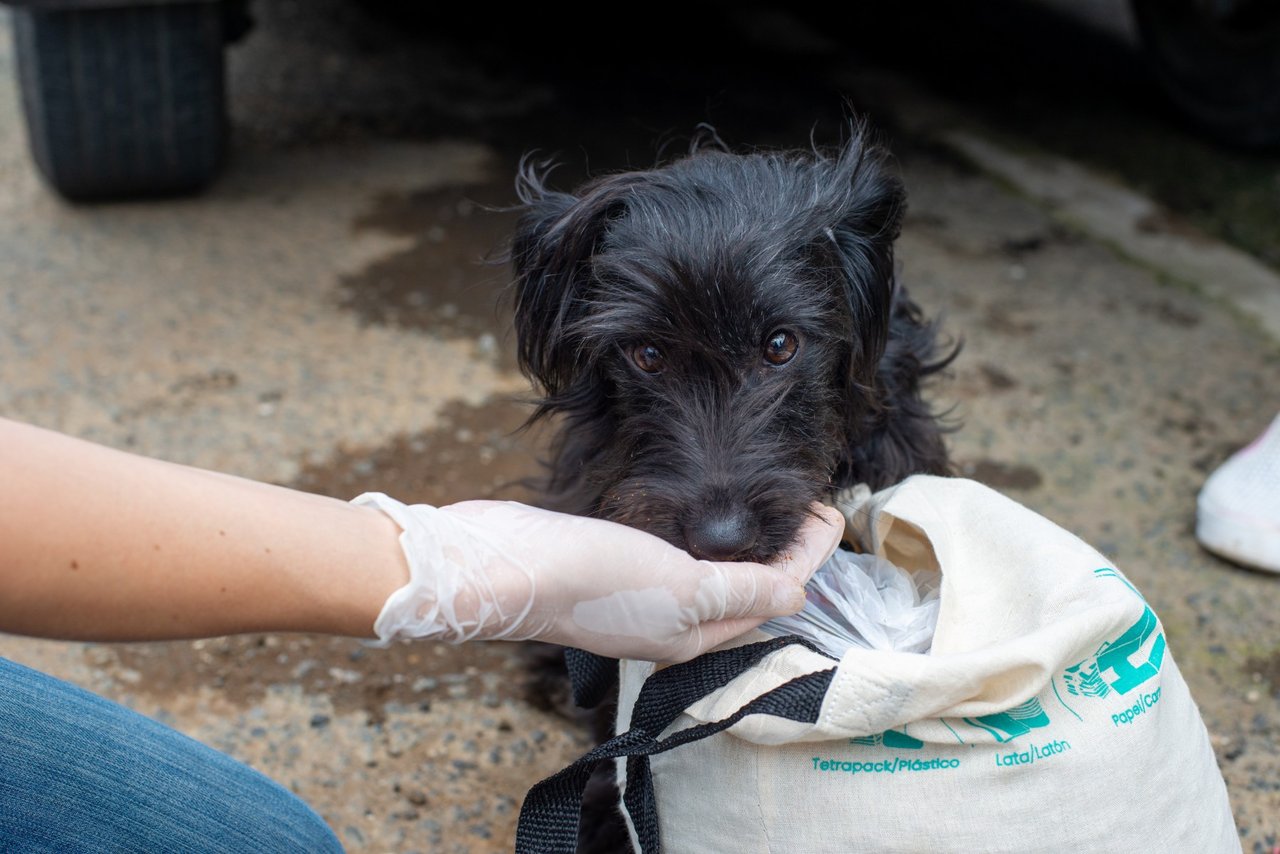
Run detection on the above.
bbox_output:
[510,126,954,851]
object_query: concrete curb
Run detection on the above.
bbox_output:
[841,69,1280,349]
[941,130,1280,348]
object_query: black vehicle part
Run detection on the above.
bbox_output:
[1132,0,1280,149]
[12,3,227,200]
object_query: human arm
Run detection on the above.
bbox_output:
[0,418,843,659]
[0,417,407,641]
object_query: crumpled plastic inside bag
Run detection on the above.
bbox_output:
[760,549,941,658]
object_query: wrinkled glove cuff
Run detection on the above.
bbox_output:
[353,492,472,646]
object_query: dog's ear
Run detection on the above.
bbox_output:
[510,160,639,399]
[821,133,907,380]
[819,132,955,489]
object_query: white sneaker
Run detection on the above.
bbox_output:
[1196,414,1280,573]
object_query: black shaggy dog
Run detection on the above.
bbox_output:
[510,126,954,850]
[512,128,951,557]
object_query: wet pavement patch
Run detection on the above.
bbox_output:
[338,181,519,349]
[105,633,536,725]
[289,397,545,508]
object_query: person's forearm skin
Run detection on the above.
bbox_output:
[0,418,409,642]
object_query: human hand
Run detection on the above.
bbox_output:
[355,494,844,662]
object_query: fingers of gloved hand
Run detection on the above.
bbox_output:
[423,501,840,648]
[666,615,779,663]
[687,560,805,624]
[562,559,804,661]
[771,503,845,584]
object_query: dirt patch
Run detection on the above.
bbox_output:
[1246,650,1280,697]
[1135,210,1213,245]
[980,304,1038,336]
[956,458,1044,490]
[1000,235,1045,256]
[1138,298,1201,329]
[996,224,1085,257]
[904,211,949,230]
[979,363,1018,391]
[169,368,240,394]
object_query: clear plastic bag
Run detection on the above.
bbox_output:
[761,548,941,658]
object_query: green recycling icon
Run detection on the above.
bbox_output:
[850,729,925,750]
[963,698,1052,744]
[1064,587,1167,701]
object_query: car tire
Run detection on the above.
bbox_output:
[1132,0,1280,149]
[12,3,227,201]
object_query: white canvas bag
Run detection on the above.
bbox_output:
[516,476,1238,853]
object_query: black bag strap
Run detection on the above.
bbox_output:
[564,647,618,710]
[516,636,836,854]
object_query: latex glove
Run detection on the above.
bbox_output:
[354,494,844,663]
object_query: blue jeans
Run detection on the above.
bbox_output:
[0,657,343,853]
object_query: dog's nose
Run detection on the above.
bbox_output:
[685,510,758,561]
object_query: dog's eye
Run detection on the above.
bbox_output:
[762,330,799,366]
[631,344,666,374]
